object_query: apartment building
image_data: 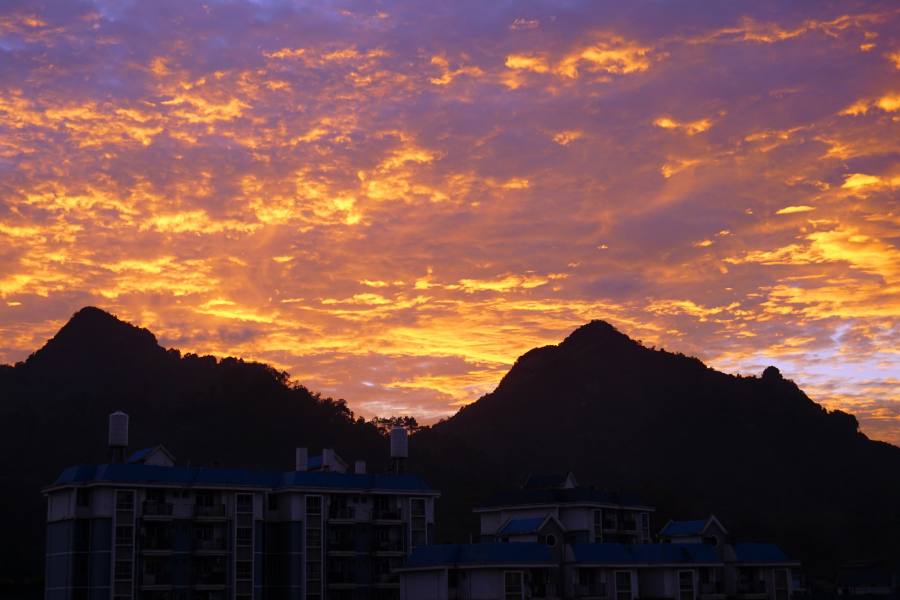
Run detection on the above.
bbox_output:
[398,475,798,600]
[43,413,438,600]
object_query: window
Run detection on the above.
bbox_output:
[545,534,557,548]
[115,526,133,544]
[411,498,427,549]
[774,570,789,600]
[74,554,89,576]
[116,491,134,510]
[114,561,132,579]
[709,535,719,548]
[306,495,323,600]
[74,520,90,542]
[76,489,91,507]
[641,513,650,543]
[504,571,524,600]
[267,560,278,576]
[237,494,254,513]
[679,571,695,600]
[236,560,253,579]
[268,495,278,511]
[593,510,603,542]
[615,571,632,600]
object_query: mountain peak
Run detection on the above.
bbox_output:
[560,320,635,348]
[24,306,166,375]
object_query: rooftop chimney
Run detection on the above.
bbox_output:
[108,411,129,463]
[355,460,366,475]
[322,448,335,473]
[295,447,308,472]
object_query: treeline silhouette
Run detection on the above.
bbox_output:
[1,308,898,584]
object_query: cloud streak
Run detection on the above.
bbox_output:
[1,0,900,442]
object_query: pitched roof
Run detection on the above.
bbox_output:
[49,463,433,492]
[661,520,709,536]
[499,517,546,535]
[481,487,647,509]
[731,543,791,563]
[404,543,553,567]
[126,447,157,464]
[572,543,719,564]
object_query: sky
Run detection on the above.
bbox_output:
[1,0,899,442]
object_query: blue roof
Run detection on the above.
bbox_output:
[661,520,708,536]
[524,474,569,489]
[572,543,635,563]
[405,543,553,567]
[50,463,432,491]
[732,543,791,563]
[499,517,546,535]
[307,456,323,469]
[482,487,647,508]
[573,543,719,564]
[126,447,158,464]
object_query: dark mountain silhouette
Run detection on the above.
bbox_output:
[1,311,897,585]
[0,307,395,583]
[423,320,900,577]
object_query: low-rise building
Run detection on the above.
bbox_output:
[399,475,799,600]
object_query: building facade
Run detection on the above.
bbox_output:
[44,436,437,600]
[398,475,798,600]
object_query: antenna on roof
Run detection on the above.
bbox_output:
[108,411,128,463]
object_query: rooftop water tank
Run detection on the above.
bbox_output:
[390,427,408,458]
[109,411,129,448]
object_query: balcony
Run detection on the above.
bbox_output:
[142,537,173,552]
[142,502,174,518]
[371,539,403,553]
[620,520,637,532]
[603,520,616,530]
[737,581,767,595]
[373,572,400,586]
[328,539,356,553]
[700,582,725,596]
[328,571,356,586]
[575,583,606,598]
[532,584,558,598]
[193,538,227,553]
[193,571,227,587]
[193,504,226,518]
[373,508,402,521]
[141,572,172,586]
[329,507,357,521]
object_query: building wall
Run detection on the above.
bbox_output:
[400,569,447,600]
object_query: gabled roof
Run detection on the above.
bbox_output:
[480,487,648,509]
[499,517,546,535]
[523,472,577,489]
[48,463,434,492]
[126,445,175,465]
[307,453,348,471]
[571,543,719,565]
[497,514,564,536]
[731,543,792,563]
[403,543,553,567]
[660,515,728,537]
[660,520,708,536]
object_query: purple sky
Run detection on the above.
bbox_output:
[2,0,900,442]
